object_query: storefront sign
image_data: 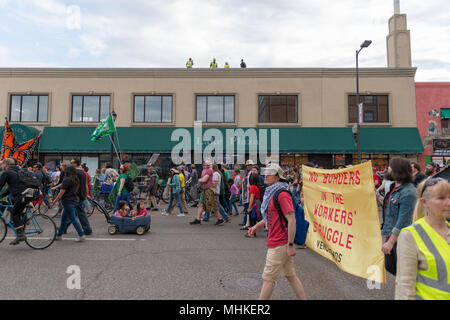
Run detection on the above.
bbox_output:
[433,139,450,156]
[302,161,386,283]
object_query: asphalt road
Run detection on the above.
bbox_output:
[0,205,395,300]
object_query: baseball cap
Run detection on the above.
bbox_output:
[245,159,255,166]
[261,163,286,180]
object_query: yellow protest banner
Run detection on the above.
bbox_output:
[302,161,386,283]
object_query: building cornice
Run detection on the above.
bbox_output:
[0,67,417,79]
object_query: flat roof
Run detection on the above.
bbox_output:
[0,67,417,78]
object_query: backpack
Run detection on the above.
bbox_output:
[9,166,41,190]
[259,184,266,201]
[41,170,52,187]
[124,174,134,192]
[273,189,309,246]
[249,199,262,225]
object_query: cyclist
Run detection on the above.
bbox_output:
[0,158,32,245]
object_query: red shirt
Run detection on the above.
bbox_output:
[136,208,148,217]
[249,185,260,201]
[85,171,91,197]
[266,192,294,249]
[373,173,380,187]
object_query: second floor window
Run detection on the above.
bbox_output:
[10,94,48,122]
[134,95,172,123]
[258,95,298,123]
[348,95,389,123]
[72,95,110,123]
[196,95,235,123]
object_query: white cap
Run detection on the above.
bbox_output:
[261,163,286,180]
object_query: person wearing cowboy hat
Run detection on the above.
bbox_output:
[161,168,185,216]
[248,162,307,300]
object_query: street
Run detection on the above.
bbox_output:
[0,206,395,300]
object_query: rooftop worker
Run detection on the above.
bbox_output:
[186,58,193,68]
[210,58,218,69]
[240,59,247,68]
[224,62,230,69]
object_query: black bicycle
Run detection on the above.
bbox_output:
[155,185,169,204]
[86,198,111,223]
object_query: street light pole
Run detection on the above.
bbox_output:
[355,40,372,164]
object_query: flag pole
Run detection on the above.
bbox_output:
[110,110,119,168]
[111,111,122,164]
[109,133,122,167]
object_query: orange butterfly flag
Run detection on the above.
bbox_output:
[1,119,42,166]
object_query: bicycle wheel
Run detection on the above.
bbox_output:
[86,199,96,217]
[101,197,114,213]
[93,200,111,223]
[24,214,56,250]
[40,202,61,219]
[0,217,7,244]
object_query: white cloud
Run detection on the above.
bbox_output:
[67,47,81,58]
[1,0,449,81]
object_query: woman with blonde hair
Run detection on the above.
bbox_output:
[395,177,450,300]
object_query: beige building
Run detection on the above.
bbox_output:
[0,11,423,174]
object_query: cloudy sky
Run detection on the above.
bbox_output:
[0,0,448,81]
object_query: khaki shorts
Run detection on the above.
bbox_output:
[262,244,296,282]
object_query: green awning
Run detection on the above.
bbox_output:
[0,124,41,144]
[441,109,450,119]
[38,126,424,154]
[39,127,110,153]
[359,127,423,154]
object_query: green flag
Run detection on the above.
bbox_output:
[91,114,116,142]
[128,162,140,180]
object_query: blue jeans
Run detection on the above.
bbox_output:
[221,194,231,214]
[64,199,92,234]
[166,192,183,214]
[291,190,300,204]
[242,203,249,225]
[230,195,239,215]
[114,192,131,213]
[76,199,93,233]
[217,195,230,220]
[58,204,84,237]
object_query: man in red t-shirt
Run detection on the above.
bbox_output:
[248,163,307,300]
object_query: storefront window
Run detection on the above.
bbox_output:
[295,154,309,167]
[44,154,63,171]
[280,154,295,168]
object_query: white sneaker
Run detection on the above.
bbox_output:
[177,213,186,217]
[55,236,62,241]
[161,211,169,216]
[75,235,86,242]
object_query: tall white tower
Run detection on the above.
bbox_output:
[386,0,412,67]
[394,0,400,14]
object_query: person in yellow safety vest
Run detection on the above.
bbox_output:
[210,58,218,69]
[186,58,193,68]
[395,177,450,300]
[224,62,230,68]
